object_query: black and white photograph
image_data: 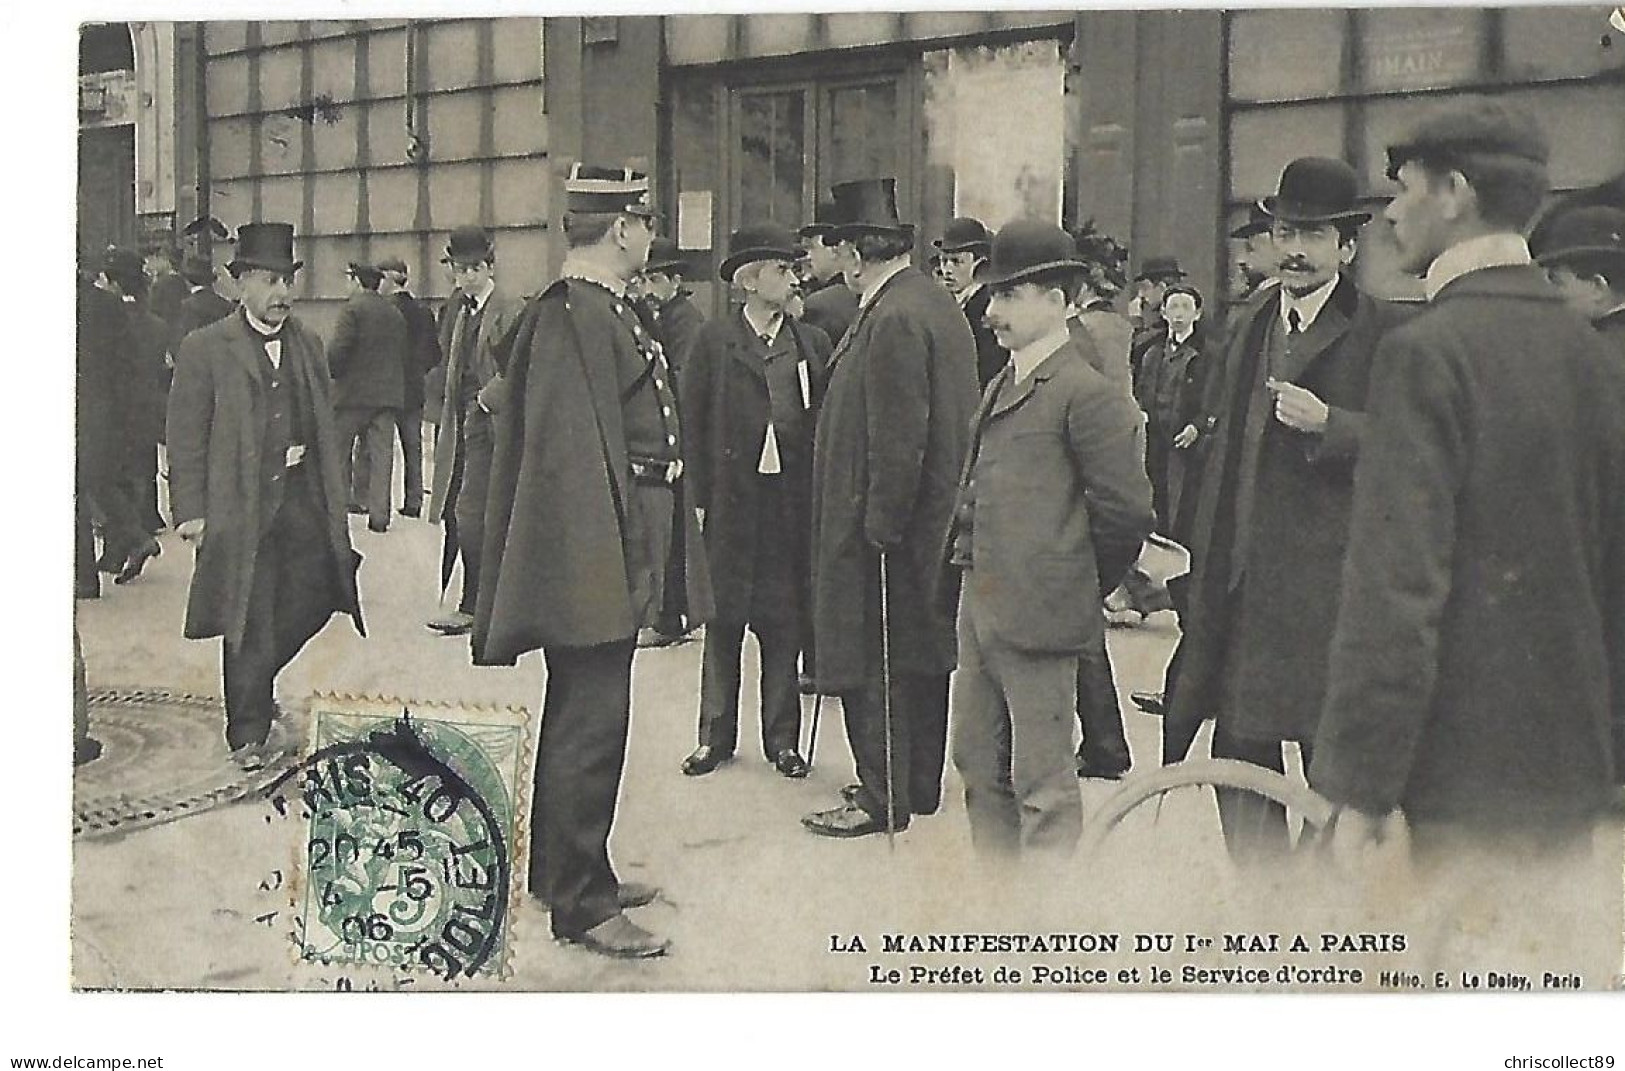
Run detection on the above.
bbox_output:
[19,0,1625,1064]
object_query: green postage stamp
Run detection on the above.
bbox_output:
[269,695,533,981]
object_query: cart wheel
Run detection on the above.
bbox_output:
[1080,758,1335,856]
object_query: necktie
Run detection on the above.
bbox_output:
[1287,308,1303,335]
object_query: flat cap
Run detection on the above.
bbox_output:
[1385,97,1549,181]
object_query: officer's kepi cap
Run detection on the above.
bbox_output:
[565,163,657,218]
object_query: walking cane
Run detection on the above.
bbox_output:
[806,692,823,766]
[878,551,897,853]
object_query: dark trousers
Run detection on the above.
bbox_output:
[447,409,493,615]
[698,619,801,759]
[1211,719,1315,863]
[1145,421,1173,533]
[1075,632,1131,772]
[74,492,99,594]
[221,471,337,751]
[842,670,950,825]
[355,406,425,514]
[124,444,164,532]
[80,476,150,575]
[529,639,637,937]
[338,406,397,527]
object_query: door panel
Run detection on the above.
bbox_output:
[734,86,813,228]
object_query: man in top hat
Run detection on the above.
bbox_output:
[1311,100,1625,875]
[329,261,409,534]
[797,200,860,347]
[166,222,364,769]
[946,221,1153,858]
[473,164,712,959]
[802,177,979,839]
[1535,205,1625,357]
[1162,156,1407,860]
[424,226,523,635]
[679,222,831,780]
[374,255,442,520]
[934,217,1005,390]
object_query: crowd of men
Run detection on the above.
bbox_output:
[74,95,1625,960]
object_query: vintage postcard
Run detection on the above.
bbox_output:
[61,1,1625,1035]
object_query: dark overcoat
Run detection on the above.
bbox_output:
[147,271,189,337]
[1311,266,1625,832]
[949,343,1153,652]
[76,279,131,493]
[165,311,364,648]
[683,309,831,626]
[652,290,706,382]
[390,290,443,413]
[959,284,1006,390]
[472,279,714,664]
[810,266,979,691]
[801,278,859,349]
[428,287,522,523]
[124,299,172,452]
[328,289,408,410]
[1166,275,1407,746]
[178,287,235,341]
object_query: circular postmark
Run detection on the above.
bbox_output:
[264,713,514,980]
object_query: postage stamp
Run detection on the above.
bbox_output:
[265,695,532,981]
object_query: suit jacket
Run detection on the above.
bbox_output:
[810,266,979,690]
[685,309,831,627]
[1311,266,1625,832]
[949,341,1153,653]
[391,290,442,413]
[472,279,714,662]
[801,277,859,348]
[959,284,1007,390]
[166,310,363,648]
[177,287,235,342]
[1167,274,1409,747]
[428,286,522,523]
[328,289,408,410]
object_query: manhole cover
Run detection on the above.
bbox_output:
[74,687,303,840]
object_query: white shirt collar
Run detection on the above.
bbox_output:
[1423,233,1532,302]
[956,282,982,308]
[1009,324,1071,384]
[1279,275,1339,332]
[1168,325,1195,346]
[465,278,496,311]
[243,308,282,338]
[858,260,910,308]
[742,304,783,343]
[562,255,627,299]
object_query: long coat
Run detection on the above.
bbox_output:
[76,278,132,493]
[1166,275,1406,748]
[810,266,979,691]
[959,284,1006,390]
[177,287,235,342]
[428,287,522,523]
[390,289,442,413]
[165,311,364,648]
[801,277,859,349]
[683,309,831,626]
[1311,266,1625,832]
[472,279,714,663]
[328,289,408,410]
[949,343,1153,652]
[123,298,172,453]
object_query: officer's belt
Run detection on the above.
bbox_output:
[629,456,683,487]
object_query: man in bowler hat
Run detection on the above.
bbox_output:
[425,226,522,635]
[946,221,1153,857]
[1535,205,1625,358]
[329,261,408,533]
[802,177,979,838]
[797,201,860,347]
[166,222,364,768]
[1163,157,1407,859]
[376,255,442,519]
[1312,99,1625,867]
[474,165,712,959]
[680,222,831,781]
[934,217,1005,390]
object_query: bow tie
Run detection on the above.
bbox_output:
[462,295,480,313]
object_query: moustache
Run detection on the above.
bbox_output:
[1279,259,1314,271]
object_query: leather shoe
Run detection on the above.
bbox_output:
[367,520,390,533]
[1131,691,1166,716]
[559,913,669,959]
[680,745,731,776]
[772,749,809,779]
[802,801,906,839]
[426,610,474,635]
[114,539,162,584]
[397,506,421,519]
[1076,748,1129,781]
[617,881,660,909]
